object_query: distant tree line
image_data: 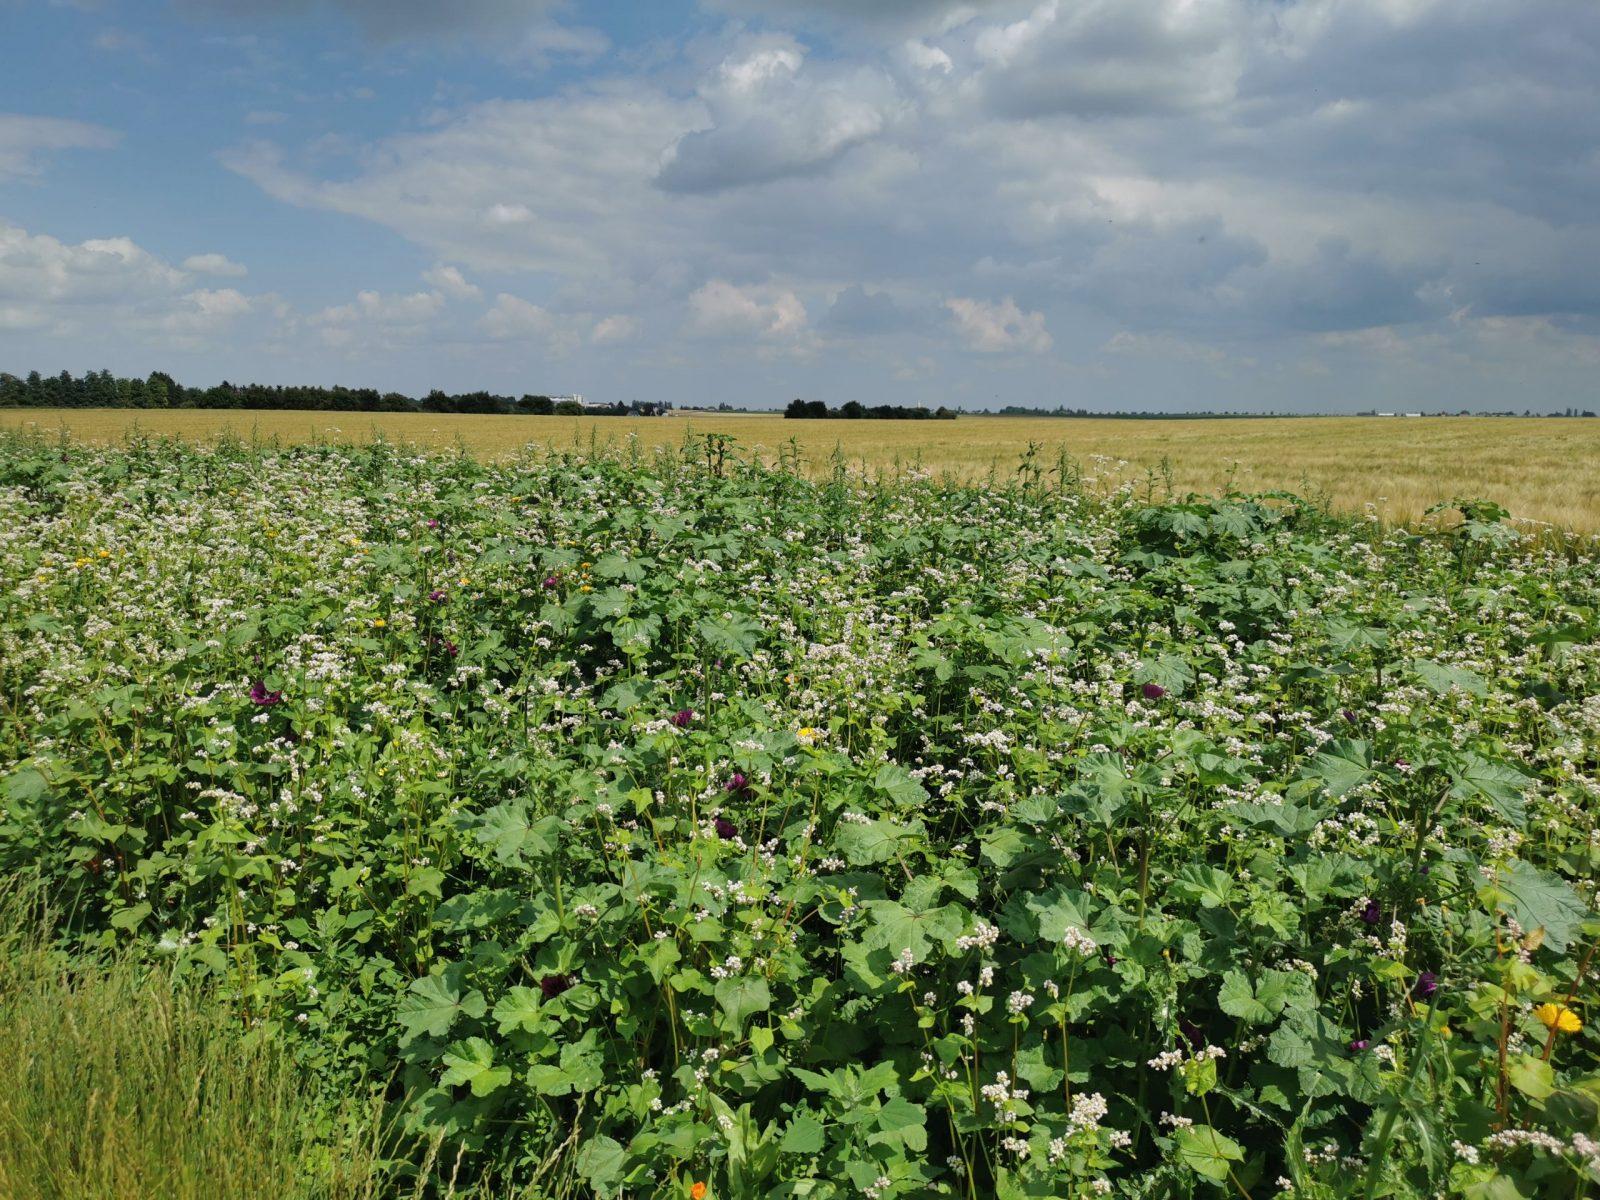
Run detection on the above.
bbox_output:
[0,370,671,416]
[786,398,956,420]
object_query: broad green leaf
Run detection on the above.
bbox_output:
[1175,1125,1244,1182]
[1306,739,1373,798]
[1451,755,1530,828]
[440,1037,511,1097]
[491,986,544,1035]
[714,976,771,1031]
[398,973,486,1041]
[1412,658,1488,696]
[1492,861,1590,953]
[1508,1053,1555,1100]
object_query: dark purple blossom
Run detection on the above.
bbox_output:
[714,817,737,839]
[670,708,695,728]
[542,574,560,589]
[1142,682,1166,700]
[1360,900,1382,926]
[538,972,575,999]
[1414,971,1439,999]
[1348,1039,1370,1053]
[248,681,283,707]
[428,589,447,603]
[1341,709,1357,723]
[725,772,748,794]
[426,519,440,529]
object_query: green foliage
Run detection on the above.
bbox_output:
[2,430,1598,1198]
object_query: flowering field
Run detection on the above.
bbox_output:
[1,431,1598,1199]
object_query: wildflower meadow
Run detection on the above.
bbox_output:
[1,430,1597,1199]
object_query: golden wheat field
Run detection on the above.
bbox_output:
[4,407,1598,531]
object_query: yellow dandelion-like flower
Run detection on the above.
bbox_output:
[372,618,386,628]
[579,584,594,593]
[1534,1003,1582,1034]
[796,727,820,745]
[458,577,469,586]
[97,548,111,558]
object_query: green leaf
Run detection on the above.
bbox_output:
[873,763,926,806]
[491,986,544,1035]
[474,804,560,865]
[1493,861,1590,954]
[1450,754,1530,828]
[575,1135,627,1195]
[440,1037,511,1097]
[1175,1124,1245,1182]
[1217,969,1311,1025]
[1411,658,1488,696]
[834,817,911,866]
[1306,739,1373,798]
[1508,1054,1555,1100]
[872,1096,927,1153]
[398,973,487,1041]
[2,767,48,803]
[110,902,151,931]
[714,976,771,1032]
[780,1114,826,1154]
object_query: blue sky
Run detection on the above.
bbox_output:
[2,0,1598,411]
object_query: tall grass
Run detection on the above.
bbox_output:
[0,886,395,1200]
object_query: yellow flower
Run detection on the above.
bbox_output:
[1534,1003,1582,1034]
[372,618,386,628]
[580,584,594,593]
[97,548,110,558]
[690,1184,707,1200]
[458,577,469,586]
[796,726,820,745]
[74,556,91,568]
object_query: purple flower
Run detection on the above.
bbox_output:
[1348,1039,1370,1053]
[444,639,459,657]
[1142,682,1166,700]
[538,972,575,999]
[542,574,560,589]
[714,817,737,839]
[426,518,440,529]
[428,588,447,603]
[1414,971,1439,999]
[1360,900,1382,926]
[1341,708,1357,723]
[725,772,750,796]
[670,708,695,728]
[248,681,283,707]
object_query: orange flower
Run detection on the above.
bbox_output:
[690,1184,708,1200]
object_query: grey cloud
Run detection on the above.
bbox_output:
[821,285,935,335]
[179,0,565,40]
[974,0,1248,119]
[657,46,902,193]
[0,113,119,181]
[199,0,1600,405]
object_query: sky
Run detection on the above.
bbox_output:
[1,0,1598,412]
